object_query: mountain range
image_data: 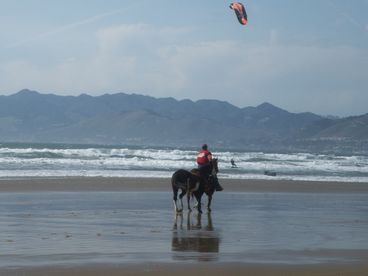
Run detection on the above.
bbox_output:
[0,89,367,154]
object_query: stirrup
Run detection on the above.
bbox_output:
[215,185,223,191]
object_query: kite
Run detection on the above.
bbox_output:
[229,2,248,25]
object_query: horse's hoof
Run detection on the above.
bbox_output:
[198,209,203,214]
[207,208,212,213]
[176,209,182,213]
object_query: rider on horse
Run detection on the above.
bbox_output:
[196,144,223,191]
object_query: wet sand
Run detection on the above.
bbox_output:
[2,263,368,276]
[0,177,367,275]
[1,176,368,193]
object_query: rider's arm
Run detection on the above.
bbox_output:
[207,153,213,162]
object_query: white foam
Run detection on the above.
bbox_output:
[0,146,367,182]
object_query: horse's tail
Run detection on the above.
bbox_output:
[171,171,177,190]
[171,169,185,192]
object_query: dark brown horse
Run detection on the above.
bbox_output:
[190,158,219,213]
[171,169,201,213]
[171,159,219,214]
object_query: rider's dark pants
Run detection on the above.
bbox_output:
[198,163,211,179]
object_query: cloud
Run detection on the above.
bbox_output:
[1,23,367,116]
[5,9,124,49]
[327,0,368,33]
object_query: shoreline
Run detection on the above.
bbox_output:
[0,176,367,193]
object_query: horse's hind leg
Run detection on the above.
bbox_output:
[185,178,193,211]
[173,188,182,213]
[178,189,186,212]
[173,212,183,229]
[186,191,192,212]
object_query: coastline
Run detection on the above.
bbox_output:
[0,176,367,193]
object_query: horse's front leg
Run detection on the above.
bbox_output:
[207,195,213,213]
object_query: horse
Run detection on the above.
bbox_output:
[171,169,201,213]
[190,158,219,213]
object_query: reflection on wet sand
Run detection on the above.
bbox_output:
[172,212,221,262]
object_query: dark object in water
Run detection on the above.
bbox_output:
[231,159,238,168]
[264,170,277,176]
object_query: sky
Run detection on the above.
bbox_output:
[0,0,367,117]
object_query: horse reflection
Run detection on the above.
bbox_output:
[172,212,220,261]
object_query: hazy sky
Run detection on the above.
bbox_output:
[0,0,367,116]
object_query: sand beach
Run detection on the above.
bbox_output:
[2,263,368,276]
[0,177,367,275]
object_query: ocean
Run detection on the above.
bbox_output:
[0,142,368,182]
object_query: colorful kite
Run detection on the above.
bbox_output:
[230,2,248,25]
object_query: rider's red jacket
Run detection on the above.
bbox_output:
[196,150,212,165]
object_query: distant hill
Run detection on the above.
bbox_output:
[0,89,367,154]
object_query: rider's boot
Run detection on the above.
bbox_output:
[213,176,223,191]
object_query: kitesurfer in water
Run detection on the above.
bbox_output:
[231,158,238,168]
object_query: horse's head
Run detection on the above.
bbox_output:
[211,158,219,175]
